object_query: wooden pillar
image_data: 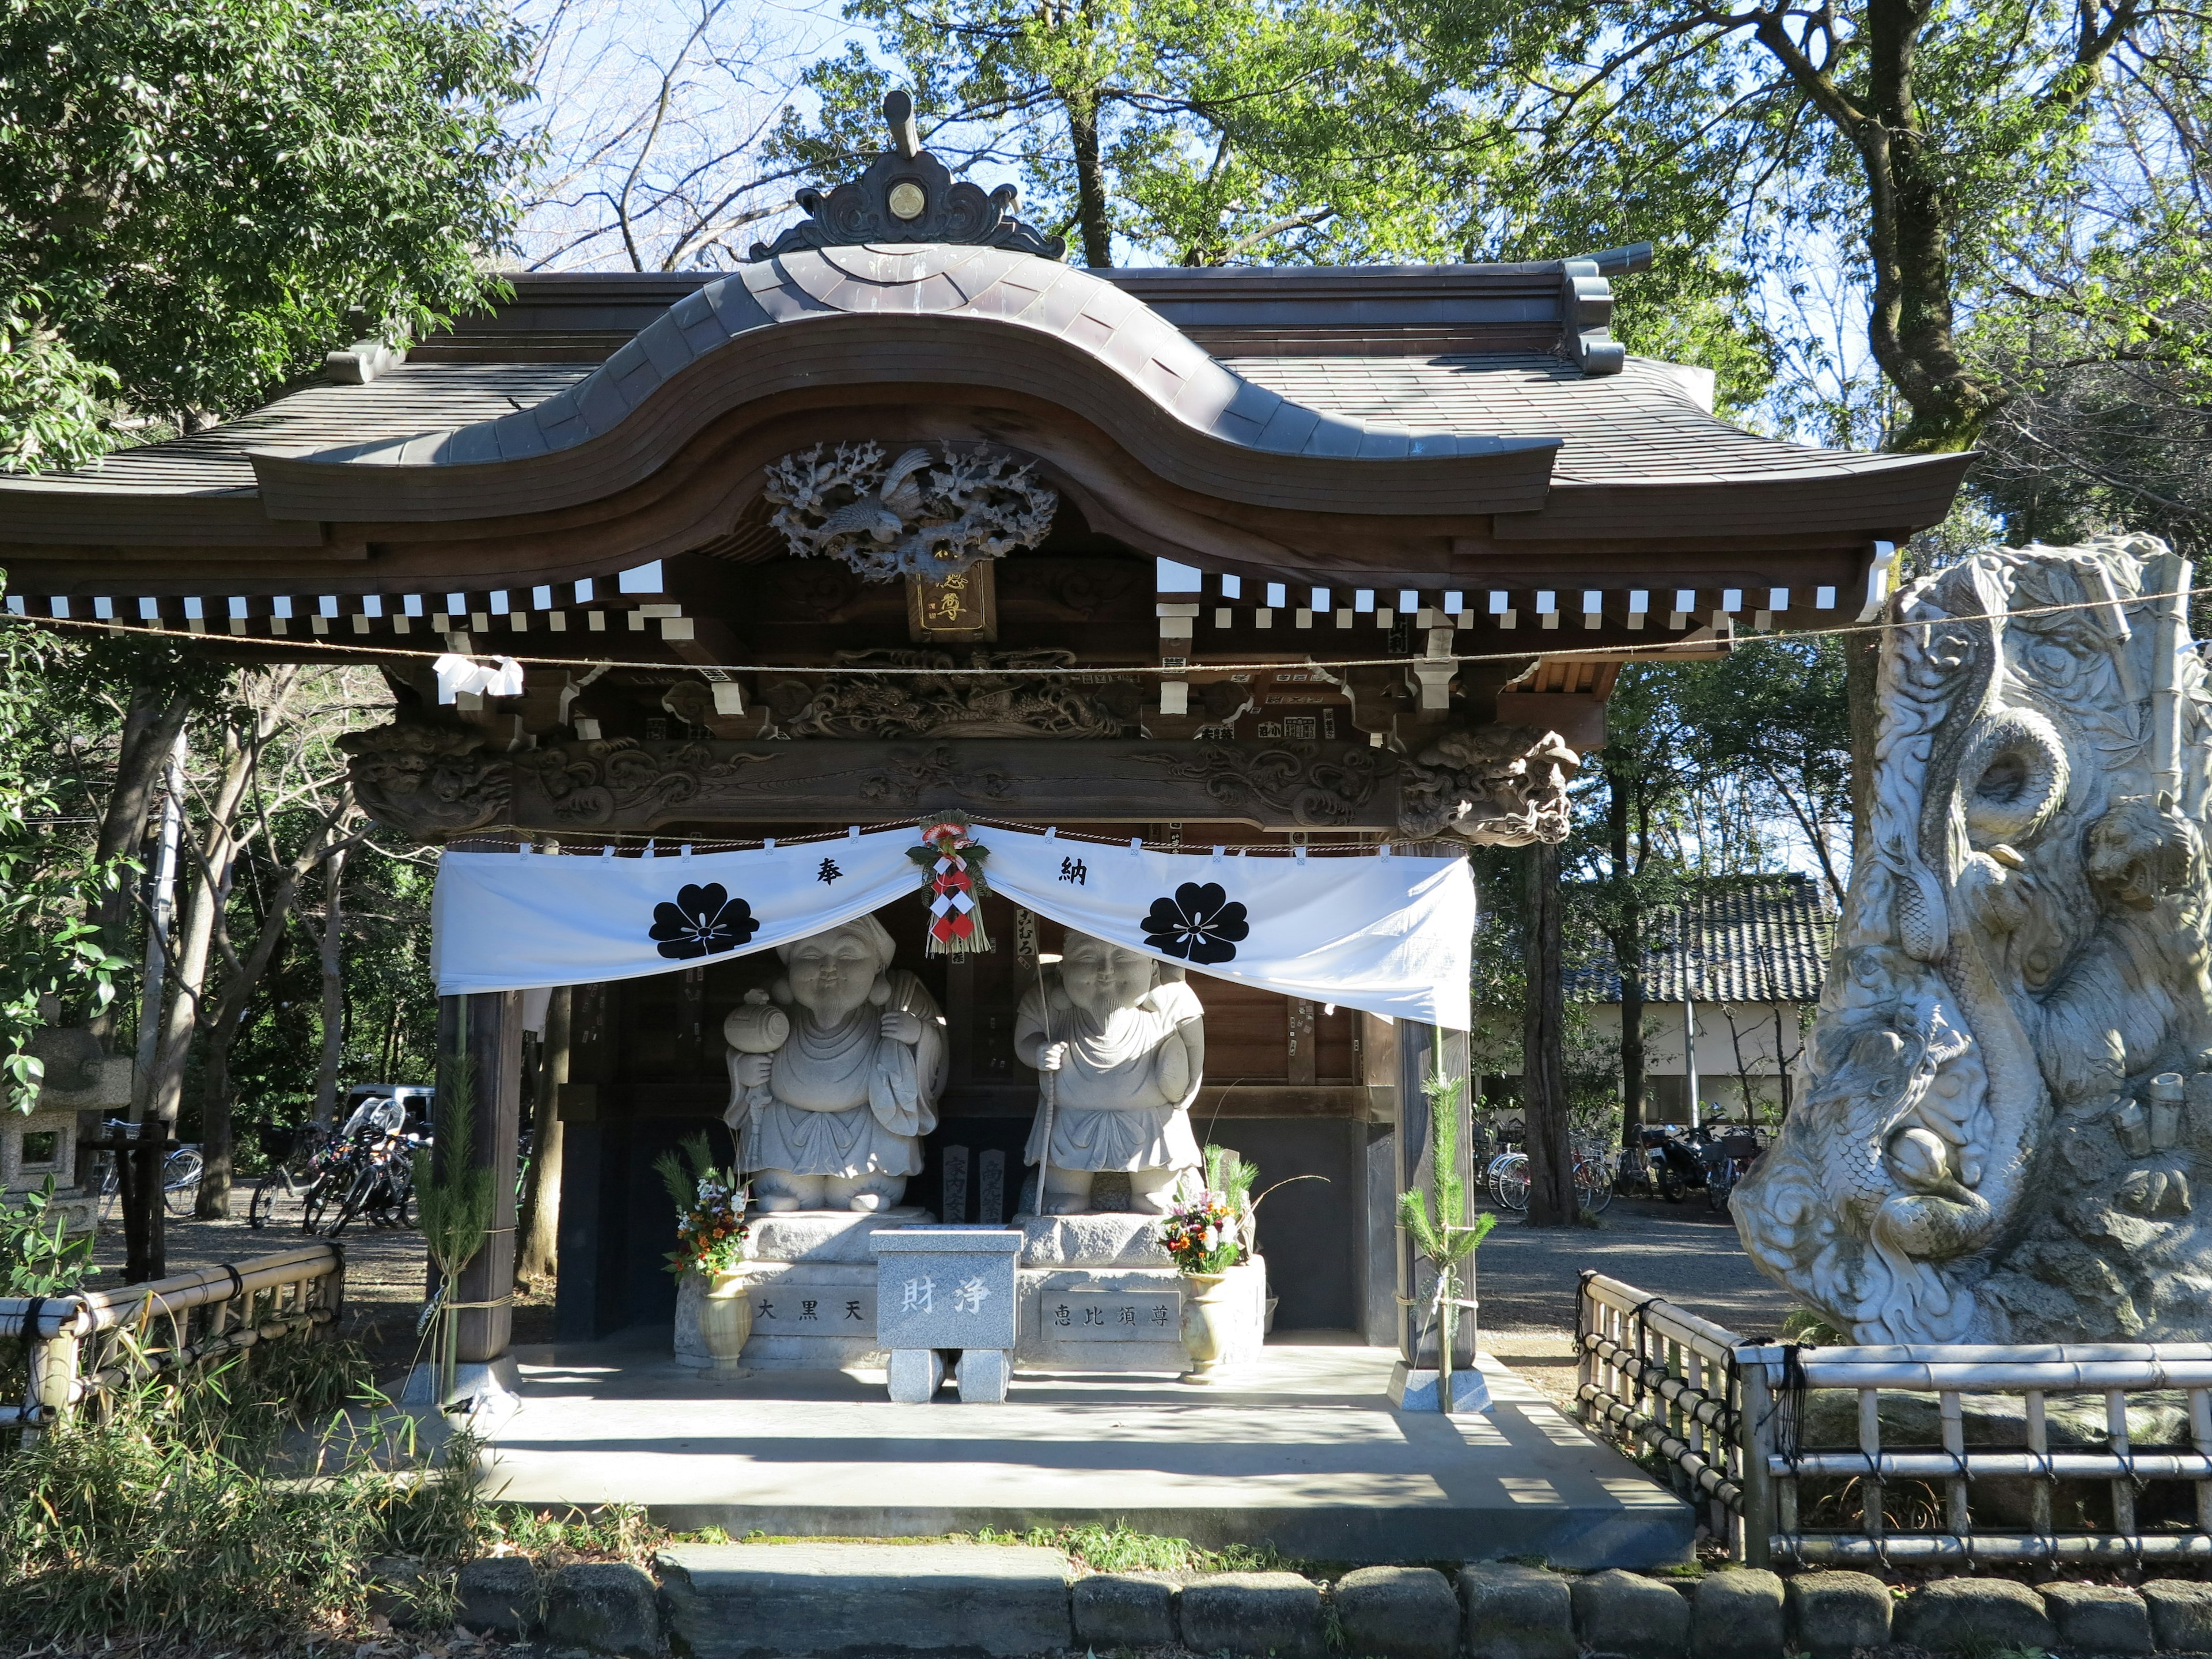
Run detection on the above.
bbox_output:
[436,990,523,1362]
[1393,1017,1474,1367]
[1524,838,1574,1226]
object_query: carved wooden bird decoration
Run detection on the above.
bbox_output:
[816,448,933,543]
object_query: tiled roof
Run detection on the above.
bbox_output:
[1566,873,1836,1004]
[27,351,1868,499]
[1225,355,1903,486]
[16,364,592,497]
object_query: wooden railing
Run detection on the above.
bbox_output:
[1576,1270,2212,1566]
[1,1243,344,1432]
[1576,1270,1754,1556]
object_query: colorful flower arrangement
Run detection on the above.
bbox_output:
[1158,1143,1259,1275]
[1159,1187,1245,1275]
[653,1131,749,1278]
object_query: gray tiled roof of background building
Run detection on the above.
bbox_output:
[1566,873,1836,1004]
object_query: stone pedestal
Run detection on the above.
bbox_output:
[874,1227,1021,1404]
[721,1209,1267,1379]
[737,1207,932,1369]
[1013,1213,1266,1376]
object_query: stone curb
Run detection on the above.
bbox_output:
[430,1547,2212,1658]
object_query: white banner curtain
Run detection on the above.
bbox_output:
[431,825,1474,1029]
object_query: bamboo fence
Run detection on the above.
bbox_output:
[1,1242,344,1431]
[1576,1270,2212,1566]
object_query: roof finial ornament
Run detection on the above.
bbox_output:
[749,90,1067,262]
[885,89,921,160]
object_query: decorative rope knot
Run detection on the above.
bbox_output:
[911,815,993,956]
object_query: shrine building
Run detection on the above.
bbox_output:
[0,103,1968,1376]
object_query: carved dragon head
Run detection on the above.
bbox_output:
[1733,534,2212,1343]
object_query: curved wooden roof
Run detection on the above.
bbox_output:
[0,241,1969,600]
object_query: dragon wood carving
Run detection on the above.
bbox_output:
[1734,535,2212,1343]
[340,724,508,839]
[762,650,1141,740]
[762,442,1057,582]
[1399,725,1579,844]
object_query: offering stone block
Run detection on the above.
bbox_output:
[872,1227,1021,1352]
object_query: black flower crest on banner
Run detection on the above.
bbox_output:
[650,882,759,960]
[1141,881,1250,965]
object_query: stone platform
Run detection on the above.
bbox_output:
[726,1211,1264,1373]
[483,1332,1693,1566]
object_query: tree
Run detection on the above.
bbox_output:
[0,623,130,1108]
[509,0,819,271]
[775,0,1528,270]
[0,0,532,454]
[1676,640,1855,906]
[1408,0,2212,453]
[1576,665,1699,1156]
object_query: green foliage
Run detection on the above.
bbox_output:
[1399,1060,1495,1408]
[1403,0,2212,453]
[0,0,534,461]
[973,1521,1296,1575]
[416,1064,494,1397]
[0,296,113,474]
[775,0,1514,270]
[0,1340,484,1643]
[0,619,130,1109]
[0,1176,96,1296]
[416,1071,494,1285]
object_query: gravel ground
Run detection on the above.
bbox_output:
[1471,1194,1801,1408]
[1475,1195,1798,1336]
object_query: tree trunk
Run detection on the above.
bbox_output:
[86,690,191,1041]
[1608,773,1646,1157]
[1523,839,1573,1226]
[517,986,570,1286]
[140,726,258,1277]
[313,845,348,1129]
[1066,92,1112,268]
[193,797,349,1217]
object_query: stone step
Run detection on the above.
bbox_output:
[656,1542,1073,1659]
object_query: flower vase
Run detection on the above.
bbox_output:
[1179,1271,1237,1384]
[698,1268,753,1369]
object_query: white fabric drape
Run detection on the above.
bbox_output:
[431,825,1474,1029]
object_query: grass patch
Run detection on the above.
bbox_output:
[717,1521,1330,1577]
[974,1522,1319,1576]
[0,1334,487,1646]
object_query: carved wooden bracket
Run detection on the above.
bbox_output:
[344,723,1576,844]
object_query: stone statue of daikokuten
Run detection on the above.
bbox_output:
[1015,931,1205,1214]
[723,914,948,1212]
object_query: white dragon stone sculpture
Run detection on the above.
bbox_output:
[1734,534,2212,1343]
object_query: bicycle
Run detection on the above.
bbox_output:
[1485,1141,1615,1215]
[248,1124,328,1230]
[286,1095,424,1237]
[95,1119,204,1219]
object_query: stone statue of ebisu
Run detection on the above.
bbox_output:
[1734,534,2212,1342]
[1015,931,1205,1214]
[724,914,948,1212]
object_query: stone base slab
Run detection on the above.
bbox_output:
[743,1207,934,1264]
[1388,1362,1493,1415]
[657,1541,1074,1659]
